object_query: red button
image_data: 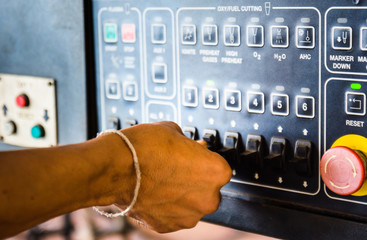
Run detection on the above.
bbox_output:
[121,24,136,43]
[16,94,29,108]
[320,146,366,195]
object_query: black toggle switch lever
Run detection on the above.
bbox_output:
[218,132,241,169]
[265,137,288,171]
[202,129,220,151]
[241,134,265,169]
[292,140,312,177]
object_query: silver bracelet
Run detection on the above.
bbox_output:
[93,129,141,218]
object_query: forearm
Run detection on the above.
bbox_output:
[0,133,134,238]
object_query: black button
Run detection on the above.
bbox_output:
[271,93,289,116]
[296,96,315,118]
[182,86,198,107]
[151,24,166,44]
[181,24,196,45]
[296,26,315,49]
[271,26,289,48]
[247,25,264,47]
[224,25,240,46]
[225,90,241,111]
[247,92,264,113]
[332,27,352,50]
[203,88,219,109]
[202,24,218,46]
[345,92,366,116]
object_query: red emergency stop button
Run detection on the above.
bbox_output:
[320,146,367,195]
[16,94,29,108]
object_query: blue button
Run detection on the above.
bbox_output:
[31,125,45,139]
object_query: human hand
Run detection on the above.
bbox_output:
[119,121,232,233]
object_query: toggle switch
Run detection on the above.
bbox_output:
[265,137,287,171]
[241,134,265,169]
[202,129,220,151]
[183,126,197,140]
[218,132,241,168]
[293,140,312,177]
[108,116,121,130]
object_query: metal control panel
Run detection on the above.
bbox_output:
[92,0,367,238]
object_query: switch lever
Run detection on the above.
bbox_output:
[265,137,287,171]
[241,134,265,169]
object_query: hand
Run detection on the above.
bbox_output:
[120,121,232,233]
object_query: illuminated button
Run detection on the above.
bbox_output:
[31,125,45,139]
[224,25,240,46]
[247,91,265,114]
[4,121,16,136]
[103,23,118,43]
[332,26,352,50]
[247,25,264,47]
[296,96,315,119]
[152,63,167,83]
[121,24,136,43]
[16,94,29,108]
[151,24,166,44]
[360,27,367,51]
[182,86,198,107]
[123,81,138,101]
[105,80,121,100]
[345,91,366,116]
[203,88,219,109]
[224,89,241,111]
[271,26,289,48]
[181,24,196,45]
[296,26,315,49]
[271,93,289,116]
[202,24,218,46]
[320,146,367,195]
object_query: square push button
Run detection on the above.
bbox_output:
[360,27,367,51]
[123,81,138,101]
[152,63,167,83]
[104,23,118,43]
[296,96,315,119]
[105,80,121,100]
[224,25,241,46]
[296,26,315,49]
[203,88,219,109]
[181,24,196,45]
[271,93,289,116]
[247,25,264,47]
[271,26,289,48]
[202,25,218,46]
[182,86,198,107]
[332,27,352,50]
[345,92,366,116]
[151,24,166,44]
[247,91,265,114]
[225,89,241,111]
[121,24,136,43]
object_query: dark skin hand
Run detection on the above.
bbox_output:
[0,121,232,238]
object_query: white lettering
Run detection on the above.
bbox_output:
[199,49,220,56]
[123,46,135,53]
[181,49,196,55]
[333,63,351,70]
[299,54,311,60]
[346,120,365,128]
[329,55,354,62]
[358,56,367,63]
[221,57,243,64]
[202,56,218,63]
[226,51,238,57]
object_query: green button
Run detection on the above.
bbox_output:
[104,23,117,43]
[31,125,45,139]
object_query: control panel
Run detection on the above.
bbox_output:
[0,74,57,148]
[91,0,367,234]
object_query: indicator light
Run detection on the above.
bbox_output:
[351,83,361,90]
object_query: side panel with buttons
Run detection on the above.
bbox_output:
[0,74,57,147]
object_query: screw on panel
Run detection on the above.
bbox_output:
[0,136,4,141]
[48,81,53,86]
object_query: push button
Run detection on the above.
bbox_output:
[202,24,218,46]
[203,88,219,109]
[271,93,289,116]
[296,96,315,119]
[296,26,315,49]
[293,140,312,177]
[31,125,45,139]
[123,81,138,101]
[152,63,167,83]
[16,94,29,108]
[151,24,166,44]
[265,137,287,171]
[181,24,196,45]
[104,23,118,43]
[360,27,367,51]
[241,134,265,169]
[224,25,240,46]
[105,80,121,100]
[247,25,264,47]
[121,24,136,43]
[332,26,352,50]
[247,91,265,114]
[271,26,289,48]
[182,86,198,107]
[225,89,241,111]
[345,91,366,116]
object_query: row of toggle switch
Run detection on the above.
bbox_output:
[183,126,313,177]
